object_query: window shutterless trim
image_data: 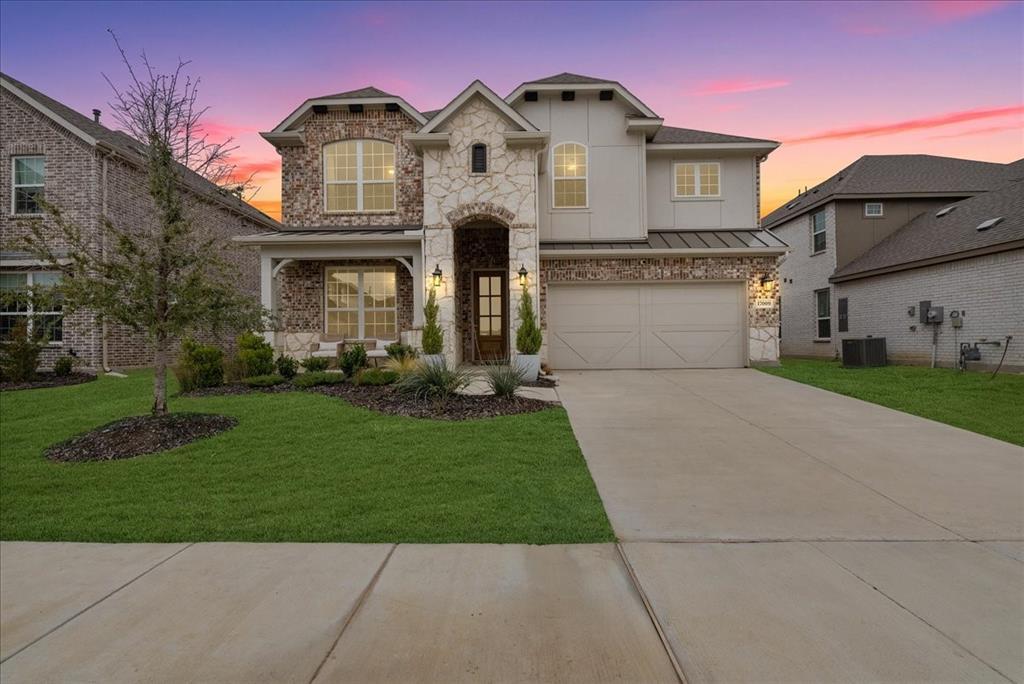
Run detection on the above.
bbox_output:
[672,160,722,199]
[322,140,396,214]
[11,155,45,216]
[863,202,884,218]
[0,270,63,344]
[323,266,397,339]
[810,209,827,254]
[814,287,831,340]
[551,141,589,209]
[470,142,488,174]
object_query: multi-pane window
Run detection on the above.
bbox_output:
[0,272,63,342]
[673,162,720,198]
[325,266,396,339]
[864,202,884,217]
[323,140,395,212]
[815,288,831,339]
[811,209,827,253]
[12,156,45,215]
[553,142,587,208]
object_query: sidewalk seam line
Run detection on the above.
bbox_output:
[809,541,1015,683]
[308,543,397,684]
[616,543,688,684]
[0,542,196,665]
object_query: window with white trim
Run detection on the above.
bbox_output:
[811,209,827,253]
[553,142,587,208]
[864,202,884,217]
[0,271,63,342]
[673,162,720,198]
[12,156,45,215]
[323,140,395,213]
[815,288,831,339]
[325,266,397,339]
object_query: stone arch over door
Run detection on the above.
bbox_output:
[446,201,515,229]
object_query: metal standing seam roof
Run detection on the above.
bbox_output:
[540,230,788,252]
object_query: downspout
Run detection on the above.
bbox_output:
[534,146,544,357]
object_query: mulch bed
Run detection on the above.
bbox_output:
[178,382,297,397]
[46,413,238,462]
[314,383,554,420]
[1,372,97,392]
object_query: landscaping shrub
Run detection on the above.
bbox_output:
[275,355,299,379]
[301,356,331,373]
[385,342,417,361]
[53,355,74,377]
[385,355,419,375]
[396,360,475,402]
[174,338,224,392]
[339,344,368,378]
[421,288,443,355]
[356,368,399,386]
[293,371,347,388]
[0,320,43,382]
[241,374,286,388]
[236,331,275,378]
[515,287,543,355]
[484,363,526,399]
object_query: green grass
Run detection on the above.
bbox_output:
[0,371,613,544]
[759,358,1024,446]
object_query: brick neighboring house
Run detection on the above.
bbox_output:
[764,155,1023,370]
[238,74,787,370]
[0,72,280,370]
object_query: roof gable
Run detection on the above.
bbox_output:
[505,74,659,119]
[525,72,616,85]
[269,89,426,133]
[419,80,538,134]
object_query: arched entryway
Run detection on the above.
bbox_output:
[453,221,510,362]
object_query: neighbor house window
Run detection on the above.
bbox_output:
[323,140,395,213]
[324,266,396,339]
[815,288,831,339]
[838,297,849,333]
[864,202,884,217]
[553,142,587,208]
[0,271,63,342]
[811,209,827,253]
[673,162,720,198]
[12,156,45,215]
[471,143,487,173]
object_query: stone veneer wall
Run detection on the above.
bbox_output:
[421,95,541,362]
[279,109,422,227]
[539,255,781,364]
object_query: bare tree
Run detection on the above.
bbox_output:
[18,33,265,414]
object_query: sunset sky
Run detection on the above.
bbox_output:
[2,0,1021,222]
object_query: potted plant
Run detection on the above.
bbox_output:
[514,286,542,381]
[421,287,445,367]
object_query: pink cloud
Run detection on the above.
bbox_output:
[922,0,1010,22]
[785,104,1024,144]
[840,0,1011,35]
[928,122,1024,140]
[691,78,791,96]
[197,119,254,141]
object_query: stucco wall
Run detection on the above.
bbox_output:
[646,151,760,231]
[834,249,1024,370]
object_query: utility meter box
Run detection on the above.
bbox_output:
[950,310,963,328]
[926,306,944,324]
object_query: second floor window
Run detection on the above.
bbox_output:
[673,162,720,198]
[471,143,487,173]
[553,142,587,208]
[811,209,827,253]
[12,156,45,215]
[864,202,884,217]
[323,140,395,213]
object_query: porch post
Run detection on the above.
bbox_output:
[411,254,424,327]
[260,253,274,345]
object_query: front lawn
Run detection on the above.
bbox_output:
[0,371,613,543]
[759,358,1024,446]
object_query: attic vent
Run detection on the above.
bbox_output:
[385,102,400,112]
[935,206,956,218]
[312,104,328,115]
[561,91,575,101]
[976,217,1003,231]
[524,91,538,102]
[599,90,614,101]
[348,104,364,113]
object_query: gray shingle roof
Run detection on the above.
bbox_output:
[763,155,1018,229]
[419,109,442,120]
[1,71,279,230]
[831,179,1024,281]
[311,86,396,100]
[541,230,787,251]
[650,125,777,145]
[524,72,615,85]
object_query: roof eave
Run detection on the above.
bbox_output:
[506,81,659,119]
[830,240,1024,283]
[271,95,426,133]
[403,132,450,152]
[648,141,780,153]
[419,80,539,135]
[234,232,423,246]
[540,247,788,258]
[1,76,98,147]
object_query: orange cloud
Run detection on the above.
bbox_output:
[785,105,1024,144]
[247,199,281,221]
[691,78,790,96]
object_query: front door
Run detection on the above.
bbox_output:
[474,271,507,361]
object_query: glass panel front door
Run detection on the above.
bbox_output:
[474,271,506,360]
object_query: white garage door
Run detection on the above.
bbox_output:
[547,282,746,369]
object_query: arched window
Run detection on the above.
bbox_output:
[471,143,487,173]
[553,142,587,208]
[323,140,395,212]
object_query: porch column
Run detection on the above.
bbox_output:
[260,253,274,345]
[411,254,424,327]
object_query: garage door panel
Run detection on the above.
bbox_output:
[552,330,641,368]
[646,328,741,367]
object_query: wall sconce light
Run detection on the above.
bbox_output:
[759,274,775,291]
[518,264,529,288]
[432,264,443,288]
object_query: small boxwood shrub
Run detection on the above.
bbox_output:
[301,356,331,373]
[174,338,224,392]
[53,355,74,377]
[356,368,398,386]
[0,320,43,382]
[385,342,417,361]
[293,371,347,388]
[242,374,286,387]
[339,344,368,378]
[275,355,299,379]
[237,331,275,378]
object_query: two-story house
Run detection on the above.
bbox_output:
[238,73,786,369]
[764,155,1021,365]
[0,72,280,370]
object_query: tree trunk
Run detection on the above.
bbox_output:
[152,333,168,416]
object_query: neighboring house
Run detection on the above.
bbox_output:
[0,72,280,369]
[238,73,786,369]
[763,155,1021,365]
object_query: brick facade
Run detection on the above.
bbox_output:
[279,109,422,227]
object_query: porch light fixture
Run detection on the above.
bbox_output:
[759,274,775,291]
[432,264,443,288]
[518,265,529,288]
